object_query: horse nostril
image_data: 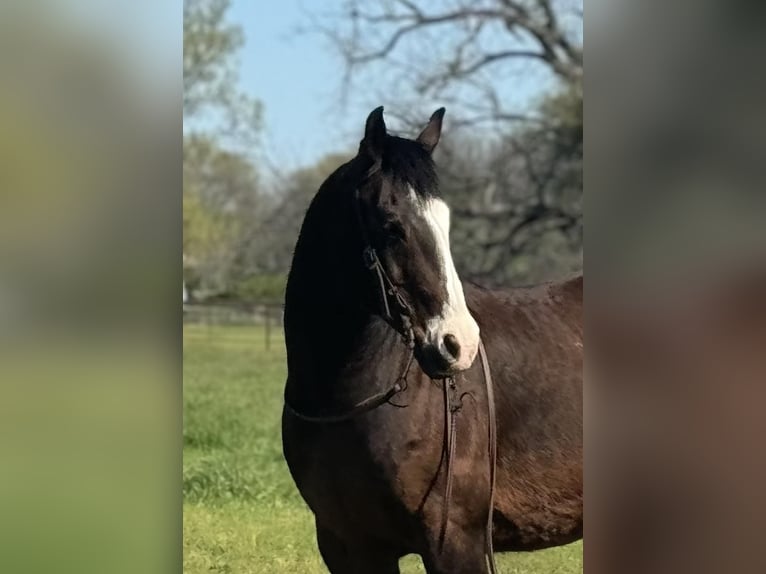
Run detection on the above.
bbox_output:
[442,334,461,361]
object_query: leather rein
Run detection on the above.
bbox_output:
[283,186,499,574]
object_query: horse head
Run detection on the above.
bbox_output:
[353,106,480,378]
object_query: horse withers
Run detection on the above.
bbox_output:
[282,106,582,573]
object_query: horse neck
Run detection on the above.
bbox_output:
[284,185,383,395]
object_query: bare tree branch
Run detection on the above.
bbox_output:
[306,0,582,285]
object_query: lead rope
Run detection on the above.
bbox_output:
[439,376,458,549]
[480,339,499,574]
[438,341,497,574]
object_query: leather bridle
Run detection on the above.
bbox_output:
[284,182,499,574]
[354,186,416,349]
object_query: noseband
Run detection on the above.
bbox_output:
[284,181,499,574]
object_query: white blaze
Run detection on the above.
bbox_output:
[417,193,480,370]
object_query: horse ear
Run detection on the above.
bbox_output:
[416,107,446,153]
[360,106,387,161]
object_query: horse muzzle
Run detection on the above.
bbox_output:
[416,333,479,379]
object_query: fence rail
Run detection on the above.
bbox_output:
[183,301,283,350]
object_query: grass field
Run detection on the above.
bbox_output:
[183,323,582,573]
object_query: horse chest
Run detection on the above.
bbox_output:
[283,406,443,535]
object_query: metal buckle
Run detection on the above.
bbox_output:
[447,378,463,413]
[362,246,378,269]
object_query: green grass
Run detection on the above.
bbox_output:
[183,323,582,573]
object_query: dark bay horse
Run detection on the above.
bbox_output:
[282,107,582,573]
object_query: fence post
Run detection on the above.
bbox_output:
[265,304,271,351]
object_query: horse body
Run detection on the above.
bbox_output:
[470,280,582,552]
[282,108,582,573]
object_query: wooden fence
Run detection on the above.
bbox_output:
[183,301,283,350]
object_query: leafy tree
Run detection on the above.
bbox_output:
[183,134,264,295]
[183,0,265,298]
[183,0,260,143]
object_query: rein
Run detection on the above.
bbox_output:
[283,185,499,573]
[283,351,415,424]
[439,341,498,574]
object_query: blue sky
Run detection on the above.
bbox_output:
[231,0,362,171]
[230,0,555,171]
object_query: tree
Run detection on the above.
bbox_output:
[183,134,264,295]
[442,84,582,284]
[319,0,581,129]
[313,0,582,285]
[183,0,260,143]
[183,0,265,297]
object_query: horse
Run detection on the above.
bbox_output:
[282,106,582,574]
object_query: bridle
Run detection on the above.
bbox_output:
[354,186,417,349]
[283,179,499,574]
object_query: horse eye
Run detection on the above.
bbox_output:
[392,226,407,242]
[383,221,406,241]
